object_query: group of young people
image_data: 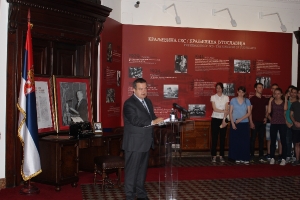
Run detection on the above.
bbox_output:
[210,82,300,166]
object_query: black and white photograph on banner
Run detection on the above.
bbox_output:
[163,84,178,98]
[234,59,251,73]
[117,70,121,86]
[223,83,235,96]
[188,104,206,117]
[174,55,188,73]
[107,42,113,62]
[128,67,143,78]
[106,88,115,103]
[256,76,271,89]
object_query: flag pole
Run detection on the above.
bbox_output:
[19,8,40,195]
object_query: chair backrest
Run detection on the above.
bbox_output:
[106,127,124,156]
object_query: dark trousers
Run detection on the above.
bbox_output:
[211,118,227,157]
[270,124,287,159]
[124,150,149,200]
[250,122,266,157]
[286,127,293,157]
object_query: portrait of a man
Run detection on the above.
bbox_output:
[94,122,102,133]
[74,90,88,121]
[59,81,90,126]
[174,55,188,73]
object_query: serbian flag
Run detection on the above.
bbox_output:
[16,11,42,181]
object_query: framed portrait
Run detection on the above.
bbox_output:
[93,122,102,134]
[35,76,56,134]
[53,76,93,131]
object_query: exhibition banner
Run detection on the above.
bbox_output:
[101,19,292,126]
[122,25,292,120]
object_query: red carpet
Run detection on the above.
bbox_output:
[1,164,300,200]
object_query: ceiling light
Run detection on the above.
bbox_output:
[163,3,181,24]
[212,8,237,27]
[259,12,287,32]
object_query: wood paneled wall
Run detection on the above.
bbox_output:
[5,0,111,187]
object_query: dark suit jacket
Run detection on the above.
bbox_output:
[122,95,157,152]
[75,99,88,121]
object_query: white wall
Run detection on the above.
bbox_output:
[102,0,300,85]
[0,0,8,179]
[102,0,122,22]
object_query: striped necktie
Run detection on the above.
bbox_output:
[142,100,150,114]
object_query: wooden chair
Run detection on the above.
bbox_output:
[93,127,124,190]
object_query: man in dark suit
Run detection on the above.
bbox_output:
[75,90,88,121]
[123,78,164,200]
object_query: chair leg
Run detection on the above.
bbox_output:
[117,168,121,187]
[102,169,106,191]
[93,164,97,185]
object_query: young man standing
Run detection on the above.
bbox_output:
[285,86,297,163]
[249,83,268,162]
[290,88,300,166]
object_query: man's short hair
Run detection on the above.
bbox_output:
[254,82,263,88]
[271,83,279,87]
[288,85,296,90]
[76,90,83,96]
[133,78,147,89]
[291,86,298,92]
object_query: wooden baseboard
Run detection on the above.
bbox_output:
[0,178,6,190]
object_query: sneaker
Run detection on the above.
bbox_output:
[259,157,267,163]
[264,154,271,160]
[243,161,249,164]
[235,160,241,164]
[292,160,300,166]
[270,158,275,165]
[212,157,216,163]
[240,160,244,164]
[286,157,291,163]
[220,157,225,163]
[250,159,255,163]
[279,159,286,166]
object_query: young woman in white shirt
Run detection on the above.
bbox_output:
[210,82,229,163]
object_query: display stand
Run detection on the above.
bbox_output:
[157,121,183,200]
